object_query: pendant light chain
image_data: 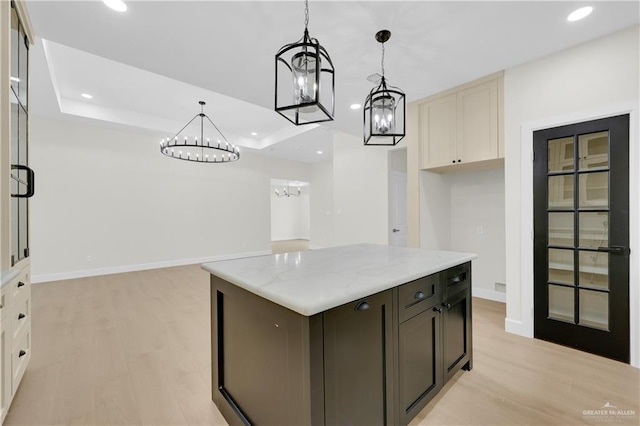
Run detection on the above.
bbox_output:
[381,42,385,78]
[304,0,309,29]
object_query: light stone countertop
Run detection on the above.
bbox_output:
[0,269,19,289]
[202,243,477,316]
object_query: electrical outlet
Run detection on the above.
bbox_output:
[86,255,93,262]
[494,282,506,293]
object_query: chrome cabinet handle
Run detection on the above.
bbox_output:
[414,291,426,300]
[433,306,442,313]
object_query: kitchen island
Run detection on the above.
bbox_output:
[203,244,476,426]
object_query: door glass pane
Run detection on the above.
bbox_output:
[548,175,573,209]
[579,131,608,171]
[549,285,574,323]
[579,172,608,209]
[579,290,608,330]
[18,26,28,107]
[548,136,574,172]
[549,213,574,247]
[10,8,19,96]
[578,251,608,290]
[548,248,574,284]
[579,212,608,248]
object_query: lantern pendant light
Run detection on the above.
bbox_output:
[364,30,406,146]
[275,0,335,125]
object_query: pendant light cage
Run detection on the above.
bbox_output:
[160,101,240,163]
[275,1,335,125]
[363,30,406,146]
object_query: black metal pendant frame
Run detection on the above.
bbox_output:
[275,28,335,126]
[160,101,240,163]
[363,76,406,146]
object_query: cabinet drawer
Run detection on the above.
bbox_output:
[443,263,470,297]
[398,274,440,323]
[0,283,10,320]
[10,270,30,303]
[12,328,30,392]
[12,296,30,343]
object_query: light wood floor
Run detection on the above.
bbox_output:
[6,265,639,425]
[271,239,310,254]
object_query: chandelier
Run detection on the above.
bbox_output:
[363,30,406,146]
[160,101,240,163]
[275,0,335,125]
[274,182,302,198]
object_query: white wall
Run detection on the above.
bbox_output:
[30,116,312,281]
[449,168,505,299]
[504,25,640,366]
[270,186,310,241]
[310,159,334,248]
[332,131,393,246]
[419,168,506,301]
[419,171,451,250]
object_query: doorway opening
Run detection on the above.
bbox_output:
[270,178,310,254]
[388,148,408,247]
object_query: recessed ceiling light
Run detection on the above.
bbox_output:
[316,150,323,155]
[251,132,258,136]
[103,0,127,12]
[567,6,593,22]
[10,76,20,83]
[350,103,362,110]
[81,93,93,99]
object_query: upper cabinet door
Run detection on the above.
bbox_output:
[456,79,499,164]
[419,94,457,169]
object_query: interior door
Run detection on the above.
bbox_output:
[533,114,630,363]
[389,171,408,246]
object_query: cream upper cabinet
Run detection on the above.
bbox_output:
[419,72,503,172]
[419,94,456,169]
[457,80,499,163]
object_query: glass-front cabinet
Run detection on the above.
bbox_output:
[2,2,34,422]
[10,2,32,266]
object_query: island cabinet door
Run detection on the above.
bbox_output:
[442,288,473,383]
[323,290,395,426]
[398,307,443,425]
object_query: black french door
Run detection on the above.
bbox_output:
[533,114,629,363]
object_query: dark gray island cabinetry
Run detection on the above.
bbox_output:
[203,244,475,426]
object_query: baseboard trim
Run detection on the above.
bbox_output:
[31,250,272,284]
[505,317,533,338]
[472,287,506,303]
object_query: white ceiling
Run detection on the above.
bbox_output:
[26,0,639,163]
